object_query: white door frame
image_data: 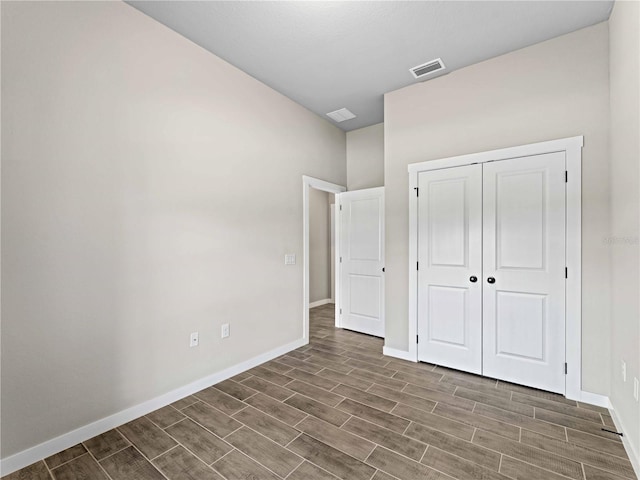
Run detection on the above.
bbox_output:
[302,175,346,343]
[406,136,584,401]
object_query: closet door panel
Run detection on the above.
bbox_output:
[417,164,482,374]
[482,152,566,394]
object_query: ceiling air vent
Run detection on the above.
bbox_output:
[326,108,356,123]
[410,58,446,80]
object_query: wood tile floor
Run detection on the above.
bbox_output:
[4,304,636,480]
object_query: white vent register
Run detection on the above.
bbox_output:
[410,58,446,79]
[326,108,356,123]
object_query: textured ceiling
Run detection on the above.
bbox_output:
[127,1,613,131]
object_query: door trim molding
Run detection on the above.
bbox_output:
[383,346,416,361]
[302,176,346,342]
[405,136,583,400]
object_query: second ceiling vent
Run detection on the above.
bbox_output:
[410,58,446,80]
[326,108,356,123]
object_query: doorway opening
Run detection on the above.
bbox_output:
[308,187,336,309]
[302,176,345,343]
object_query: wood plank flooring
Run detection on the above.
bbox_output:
[3,304,636,480]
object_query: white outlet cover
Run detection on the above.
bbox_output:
[284,254,296,265]
[221,323,230,339]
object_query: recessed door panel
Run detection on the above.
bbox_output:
[495,291,546,361]
[348,198,382,261]
[417,164,482,374]
[348,274,381,319]
[496,170,546,270]
[429,180,467,267]
[428,286,467,347]
[483,152,566,394]
[339,187,385,337]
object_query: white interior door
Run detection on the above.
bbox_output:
[482,152,566,393]
[338,187,385,337]
[417,165,483,374]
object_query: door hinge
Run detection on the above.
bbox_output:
[414,187,419,197]
[565,171,568,183]
[340,257,343,263]
[340,308,342,315]
[417,335,419,344]
[339,204,342,211]
[565,267,568,278]
[382,267,385,273]
[565,362,568,375]
[417,262,419,270]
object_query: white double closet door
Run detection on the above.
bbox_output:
[417,152,566,394]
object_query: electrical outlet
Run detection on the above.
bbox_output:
[190,332,199,348]
[622,360,627,382]
[284,254,296,265]
[221,323,230,339]
[634,378,639,401]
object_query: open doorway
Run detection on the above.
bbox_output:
[302,176,345,343]
[308,188,335,310]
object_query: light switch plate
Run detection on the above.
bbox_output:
[190,332,199,347]
[285,254,296,265]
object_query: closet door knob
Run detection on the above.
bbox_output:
[469,276,478,283]
[487,277,496,284]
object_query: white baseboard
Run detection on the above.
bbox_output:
[0,337,306,477]
[309,298,333,308]
[575,390,611,409]
[383,346,416,362]
[609,403,640,479]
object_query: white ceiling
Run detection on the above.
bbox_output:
[127,1,614,131]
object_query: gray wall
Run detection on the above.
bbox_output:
[347,123,384,190]
[1,1,346,457]
[609,0,640,463]
[309,188,332,303]
[384,23,611,395]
